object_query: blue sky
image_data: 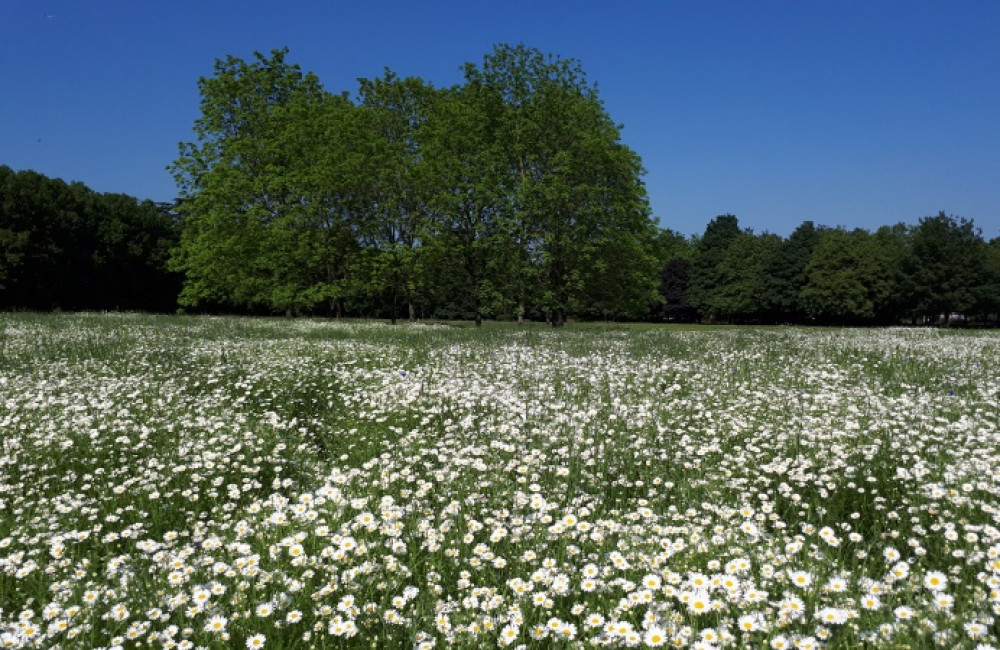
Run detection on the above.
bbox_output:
[3,1,998,238]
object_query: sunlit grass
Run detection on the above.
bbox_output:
[1,314,998,648]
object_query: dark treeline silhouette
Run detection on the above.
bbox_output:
[3,44,998,325]
[0,165,181,312]
[656,214,1000,327]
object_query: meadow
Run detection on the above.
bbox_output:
[1,314,998,649]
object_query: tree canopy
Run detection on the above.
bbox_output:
[167,45,657,325]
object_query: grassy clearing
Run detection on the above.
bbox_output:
[1,314,999,649]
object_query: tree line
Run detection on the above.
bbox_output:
[656,214,1000,326]
[0,165,179,312]
[2,44,998,325]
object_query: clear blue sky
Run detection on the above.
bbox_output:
[3,0,998,238]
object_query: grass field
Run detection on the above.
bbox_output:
[1,314,999,649]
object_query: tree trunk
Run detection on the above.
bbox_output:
[517,300,525,325]
[474,294,483,327]
[551,308,565,328]
[408,301,416,323]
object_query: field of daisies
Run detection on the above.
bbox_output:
[1,314,999,650]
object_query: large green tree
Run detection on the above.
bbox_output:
[165,45,660,324]
[463,44,656,326]
[169,48,332,313]
[419,83,512,325]
[266,89,368,316]
[353,71,436,322]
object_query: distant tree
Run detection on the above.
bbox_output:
[0,166,59,305]
[688,214,741,321]
[800,228,894,324]
[659,258,695,321]
[83,193,181,311]
[650,228,695,321]
[870,223,915,324]
[0,165,179,311]
[708,231,782,322]
[982,237,1000,324]
[650,227,693,265]
[0,168,100,309]
[760,220,821,322]
[908,212,988,324]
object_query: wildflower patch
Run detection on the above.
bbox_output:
[1,314,998,648]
